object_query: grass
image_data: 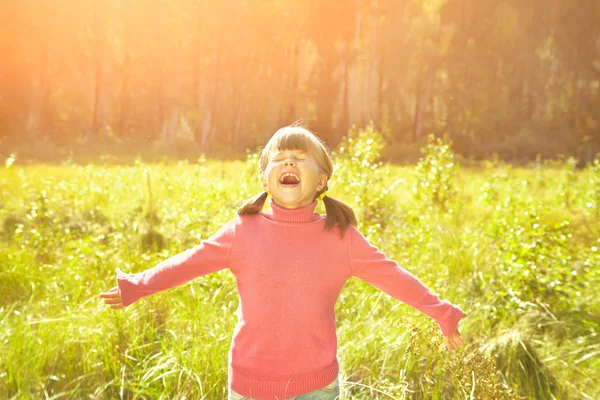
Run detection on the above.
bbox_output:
[1,143,599,399]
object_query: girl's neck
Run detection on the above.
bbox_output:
[266,199,320,223]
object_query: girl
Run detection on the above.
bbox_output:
[100,124,466,400]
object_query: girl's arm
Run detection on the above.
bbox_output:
[111,218,236,307]
[347,225,466,339]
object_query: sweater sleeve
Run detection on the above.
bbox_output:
[347,226,466,336]
[116,217,236,307]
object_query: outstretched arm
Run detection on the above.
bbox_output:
[102,217,236,308]
[347,225,466,349]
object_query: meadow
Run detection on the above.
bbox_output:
[1,127,599,399]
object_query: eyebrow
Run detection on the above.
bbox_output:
[272,150,307,157]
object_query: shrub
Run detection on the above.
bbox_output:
[414,134,458,212]
[332,122,401,240]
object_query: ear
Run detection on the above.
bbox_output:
[316,174,328,191]
[261,175,268,192]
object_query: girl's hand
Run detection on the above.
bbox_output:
[99,286,125,309]
[444,332,464,351]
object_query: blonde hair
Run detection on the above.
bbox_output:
[237,123,357,238]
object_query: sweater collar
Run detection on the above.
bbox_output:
[265,199,320,223]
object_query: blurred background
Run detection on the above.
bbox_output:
[1,0,599,163]
[2,2,600,399]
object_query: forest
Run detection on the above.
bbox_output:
[1,0,599,162]
[2,3,600,398]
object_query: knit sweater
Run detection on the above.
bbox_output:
[116,199,466,400]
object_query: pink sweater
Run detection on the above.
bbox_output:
[116,199,466,400]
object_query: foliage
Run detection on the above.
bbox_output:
[332,122,402,243]
[485,206,578,321]
[3,1,600,161]
[584,156,600,218]
[1,150,600,399]
[405,324,519,400]
[481,330,566,399]
[413,134,458,212]
[558,157,579,209]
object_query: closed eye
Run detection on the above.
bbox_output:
[272,150,310,161]
[273,157,308,162]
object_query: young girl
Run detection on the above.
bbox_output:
[100,125,466,400]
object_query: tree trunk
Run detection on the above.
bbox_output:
[208,46,221,151]
[192,0,207,144]
[90,56,103,140]
[284,43,300,123]
[200,46,221,152]
[412,66,424,143]
[88,3,110,141]
[313,43,339,144]
[118,51,131,139]
[377,54,384,130]
[163,106,179,144]
[154,80,162,141]
[25,48,50,141]
[340,52,350,134]
[193,44,203,144]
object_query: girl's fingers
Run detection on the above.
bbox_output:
[451,338,458,351]
[99,287,120,298]
[444,337,453,351]
[444,334,464,351]
[103,298,122,305]
[98,286,124,308]
[99,292,118,299]
[451,335,464,350]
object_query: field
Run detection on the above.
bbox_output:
[1,130,600,399]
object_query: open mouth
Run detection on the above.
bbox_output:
[279,172,301,188]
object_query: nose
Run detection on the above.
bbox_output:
[284,158,296,166]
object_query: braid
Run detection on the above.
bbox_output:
[315,185,357,239]
[238,192,269,215]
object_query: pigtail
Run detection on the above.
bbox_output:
[316,186,357,239]
[238,192,269,216]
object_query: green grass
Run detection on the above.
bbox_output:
[1,146,599,399]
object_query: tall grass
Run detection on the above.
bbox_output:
[1,128,599,399]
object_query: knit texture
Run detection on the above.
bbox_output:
[116,199,466,400]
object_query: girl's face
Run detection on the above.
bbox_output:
[261,148,328,209]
